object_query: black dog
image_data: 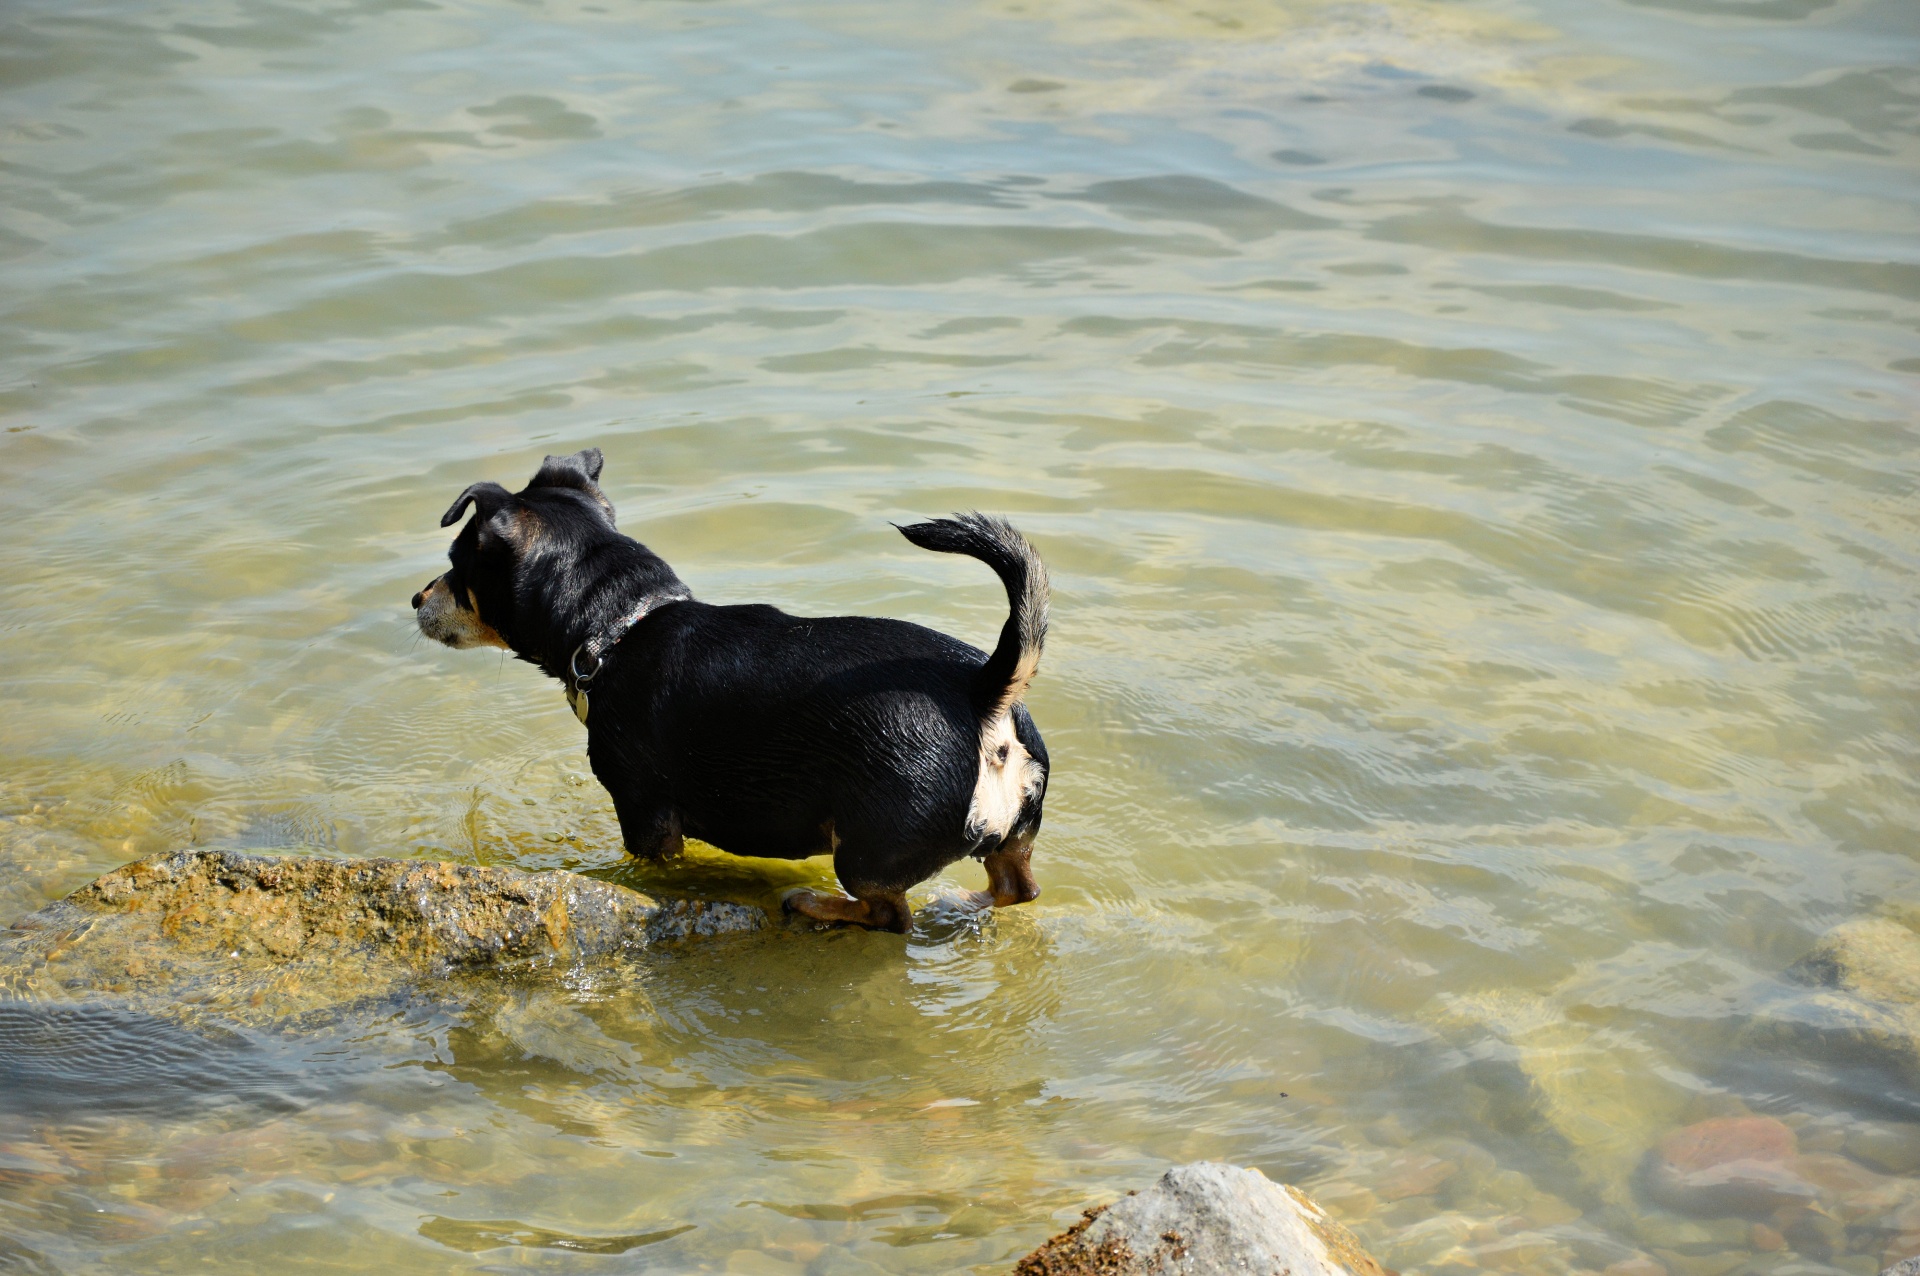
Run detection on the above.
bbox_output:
[412,449,1049,933]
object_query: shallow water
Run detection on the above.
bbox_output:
[2,0,1918,1271]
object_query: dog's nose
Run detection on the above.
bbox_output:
[411,591,424,609]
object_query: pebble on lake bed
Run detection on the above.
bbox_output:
[1846,1123,1920,1176]
[1645,1117,1815,1216]
[1013,1162,1386,1276]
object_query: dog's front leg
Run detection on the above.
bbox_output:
[610,791,684,860]
[588,743,683,860]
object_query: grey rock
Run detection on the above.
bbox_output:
[1883,1258,1920,1276]
[1014,1162,1386,1276]
[0,848,763,1024]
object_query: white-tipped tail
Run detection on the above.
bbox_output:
[895,512,1049,727]
[895,513,1050,845]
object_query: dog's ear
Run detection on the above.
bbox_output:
[525,448,614,519]
[440,481,514,528]
[528,448,605,492]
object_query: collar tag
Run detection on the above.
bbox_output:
[565,683,589,725]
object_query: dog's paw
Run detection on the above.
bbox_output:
[779,888,912,933]
[778,888,846,931]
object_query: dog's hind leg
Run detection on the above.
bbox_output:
[782,887,910,934]
[965,824,1040,909]
[983,826,1040,906]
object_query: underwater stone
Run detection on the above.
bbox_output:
[1013,1162,1387,1276]
[1375,1151,1459,1201]
[1603,1256,1669,1276]
[1792,916,1920,1008]
[1747,914,1920,1084]
[1883,1256,1920,1276]
[1630,1213,1753,1252]
[1644,1117,1816,1217]
[1423,988,1685,1207]
[1846,1123,1920,1176]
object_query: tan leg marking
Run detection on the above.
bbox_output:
[983,838,1039,907]
[963,827,1039,909]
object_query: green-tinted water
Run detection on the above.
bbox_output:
[2,0,1917,1271]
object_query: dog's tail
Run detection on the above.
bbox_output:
[897,512,1050,728]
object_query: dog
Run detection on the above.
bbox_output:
[412,449,1050,933]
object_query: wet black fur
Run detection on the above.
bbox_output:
[418,450,1049,902]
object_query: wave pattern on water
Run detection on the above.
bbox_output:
[1,0,1918,1272]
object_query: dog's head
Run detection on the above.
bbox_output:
[412,448,616,651]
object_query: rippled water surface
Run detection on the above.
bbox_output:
[2,0,1918,1271]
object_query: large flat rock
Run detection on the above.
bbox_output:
[1015,1163,1387,1276]
[0,849,763,1025]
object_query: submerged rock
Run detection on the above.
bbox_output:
[1884,1257,1920,1276]
[1791,916,1920,1005]
[0,849,763,1024]
[1644,1117,1815,1216]
[1013,1162,1386,1276]
[1846,1122,1920,1176]
[1748,912,1920,1084]
[1425,989,1686,1207]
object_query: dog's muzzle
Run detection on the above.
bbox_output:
[413,576,506,650]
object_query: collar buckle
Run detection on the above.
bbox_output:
[562,589,689,724]
[569,643,602,690]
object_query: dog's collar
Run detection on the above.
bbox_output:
[564,588,690,725]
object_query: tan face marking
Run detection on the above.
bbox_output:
[413,574,509,650]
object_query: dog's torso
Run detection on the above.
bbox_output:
[585,601,1048,886]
